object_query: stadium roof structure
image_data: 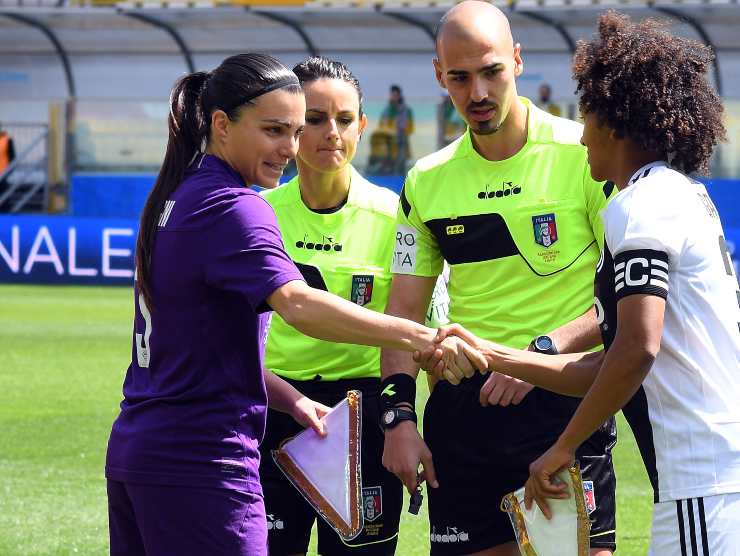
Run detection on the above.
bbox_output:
[1,0,738,97]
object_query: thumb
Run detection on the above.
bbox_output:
[420,447,439,489]
[308,412,326,436]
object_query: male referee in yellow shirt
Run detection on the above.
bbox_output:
[379,3,616,555]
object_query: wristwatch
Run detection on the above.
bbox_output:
[380,407,417,431]
[530,335,559,355]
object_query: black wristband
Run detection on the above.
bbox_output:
[380,373,416,410]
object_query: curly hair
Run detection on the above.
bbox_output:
[572,11,726,175]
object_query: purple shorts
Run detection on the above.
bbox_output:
[107,480,267,556]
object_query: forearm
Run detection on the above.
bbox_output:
[557,339,654,450]
[381,276,436,381]
[548,306,602,353]
[272,282,435,354]
[264,371,302,415]
[482,343,603,397]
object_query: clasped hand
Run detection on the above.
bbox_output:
[415,326,488,385]
[415,324,534,406]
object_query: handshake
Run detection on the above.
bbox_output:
[413,324,490,384]
[413,324,535,408]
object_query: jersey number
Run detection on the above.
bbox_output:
[135,293,152,368]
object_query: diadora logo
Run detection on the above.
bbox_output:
[430,525,470,544]
[295,233,342,252]
[477,180,521,200]
[266,514,285,530]
[446,224,464,235]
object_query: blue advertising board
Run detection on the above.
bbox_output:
[0,215,136,285]
[1,214,738,286]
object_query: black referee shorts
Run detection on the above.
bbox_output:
[423,372,617,556]
[259,376,402,556]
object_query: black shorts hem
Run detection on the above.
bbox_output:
[590,543,616,551]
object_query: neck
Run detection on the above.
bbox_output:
[296,161,352,210]
[613,145,664,190]
[470,96,528,162]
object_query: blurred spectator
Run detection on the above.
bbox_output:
[368,85,414,175]
[0,123,16,189]
[438,94,467,148]
[0,123,16,175]
[536,83,562,117]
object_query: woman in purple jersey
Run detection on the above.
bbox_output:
[105,53,484,556]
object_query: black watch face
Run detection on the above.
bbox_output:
[382,409,395,426]
[535,336,553,351]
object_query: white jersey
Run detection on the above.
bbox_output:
[594,161,740,503]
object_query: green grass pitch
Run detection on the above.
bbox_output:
[0,284,652,555]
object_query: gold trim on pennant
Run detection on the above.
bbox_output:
[568,463,591,556]
[500,494,537,556]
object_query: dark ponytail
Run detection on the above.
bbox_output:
[136,53,301,310]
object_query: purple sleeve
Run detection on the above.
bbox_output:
[204,193,304,312]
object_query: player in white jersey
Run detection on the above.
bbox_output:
[417,11,739,554]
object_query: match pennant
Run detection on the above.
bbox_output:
[500,462,591,556]
[272,390,363,541]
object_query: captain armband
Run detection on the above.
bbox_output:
[613,249,670,301]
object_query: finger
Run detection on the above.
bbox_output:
[443,350,466,384]
[414,346,431,365]
[437,323,478,346]
[539,477,569,497]
[402,469,418,494]
[498,383,517,407]
[307,412,326,436]
[510,383,531,405]
[479,374,496,406]
[487,380,507,406]
[534,491,553,520]
[434,324,460,343]
[433,359,445,379]
[447,358,466,384]
[442,368,461,385]
[419,347,444,373]
[455,351,475,379]
[464,344,488,371]
[524,478,534,511]
[420,447,439,488]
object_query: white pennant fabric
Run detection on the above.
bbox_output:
[272,390,363,541]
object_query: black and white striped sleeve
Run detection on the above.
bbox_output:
[613,249,669,301]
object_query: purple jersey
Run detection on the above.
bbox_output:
[106,154,304,494]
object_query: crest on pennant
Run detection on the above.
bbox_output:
[362,486,383,522]
[351,275,374,306]
[532,213,558,248]
[582,481,596,514]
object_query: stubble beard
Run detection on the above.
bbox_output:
[471,119,502,136]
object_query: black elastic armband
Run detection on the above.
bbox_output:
[380,373,416,410]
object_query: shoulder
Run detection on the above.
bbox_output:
[261,176,298,209]
[406,134,469,201]
[413,134,468,175]
[604,166,690,255]
[611,166,690,219]
[167,172,267,227]
[526,99,585,148]
[350,169,399,219]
